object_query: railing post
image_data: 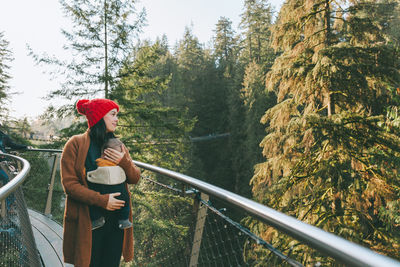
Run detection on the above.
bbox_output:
[189,192,209,267]
[181,184,186,197]
[0,199,5,218]
[0,163,5,218]
[44,153,59,216]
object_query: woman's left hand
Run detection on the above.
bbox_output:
[104,146,125,164]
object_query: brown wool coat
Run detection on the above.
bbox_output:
[60,130,141,267]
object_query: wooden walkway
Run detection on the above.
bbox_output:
[28,209,64,267]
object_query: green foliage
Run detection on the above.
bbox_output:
[173,27,237,191]
[0,242,20,267]
[241,61,276,196]
[13,0,400,264]
[225,0,276,197]
[249,0,400,263]
[128,178,194,266]
[113,40,196,265]
[214,17,238,72]
[21,151,64,222]
[114,40,195,172]
[0,31,12,116]
[239,0,275,68]
[29,0,145,117]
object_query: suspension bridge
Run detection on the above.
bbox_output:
[1,149,400,267]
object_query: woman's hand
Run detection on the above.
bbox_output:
[106,192,125,211]
[103,146,125,164]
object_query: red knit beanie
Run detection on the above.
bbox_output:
[76,98,119,128]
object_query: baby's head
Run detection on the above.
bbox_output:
[103,138,123,155]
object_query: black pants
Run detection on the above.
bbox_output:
[90,210,124,267]
[87,181,130,221]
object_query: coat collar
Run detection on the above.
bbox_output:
[75,129,91,182]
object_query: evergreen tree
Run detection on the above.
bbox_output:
[14,117,32,139]
[212,17,248,194]
[213,17,237,73]
[174,27,208,127]
[173,29,212,179]
[113,40,196,266]
[30,0,145,115]
[226,74,248,195]
[114,40,194,171]
[0,31,13,116]
[241,61,276,195]
[128,182,194,267]
[239,0,275,68]
[172,27,236,191]
[225,0,276,196]
[250,0,400,264]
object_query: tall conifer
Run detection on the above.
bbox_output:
[113,40,196,266]
[0,31,13,116]
[30,0,145,113]
[250,0,400,263]
[114,40,194,170]
[173,28,233,189]
[239,0,275,68]
[228,0,276,196]
[242,61,276,189]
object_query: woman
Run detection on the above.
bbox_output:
[60,98,141,267]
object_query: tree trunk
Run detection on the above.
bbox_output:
[324,0,334,116]
[104,0,109,98]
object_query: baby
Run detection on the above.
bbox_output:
[86,137,132,230]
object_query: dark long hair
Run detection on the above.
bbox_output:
[89,118,115,149]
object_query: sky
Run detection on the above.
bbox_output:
[0,0,284,120]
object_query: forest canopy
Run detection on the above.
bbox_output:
[1,0,400,265]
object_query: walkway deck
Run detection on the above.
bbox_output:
[28,209,64,267]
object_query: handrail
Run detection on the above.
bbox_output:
[27,148,63,153]
[132,160,400,267]
[0,153,31,201]
[23,148,400,266]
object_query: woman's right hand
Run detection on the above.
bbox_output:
[106,192,125,211]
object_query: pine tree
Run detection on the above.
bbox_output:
[114,40,194,171]
[30,0,145,115]
[250,0,400,263]
[173,28,224,185]
[112,40,196,266]
[241,61,276,190]
[174,27,208,126]
[231,0,277,197]
[239,0,275,68]
[212,17,248,194]
[15,117,32,139]
[213,17,237,73]
[0,31,13,116]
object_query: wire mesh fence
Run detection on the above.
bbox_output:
[16,150,337,266]
[125,171,307,267]
[127,172,194,267]
[9,149,400,267]
[193,198,305,267]
[0,155,41,267]
[19,150,64,224]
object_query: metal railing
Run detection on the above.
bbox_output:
[0,153,41,267]
[133,161,400,267]
[14,148,400,266]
